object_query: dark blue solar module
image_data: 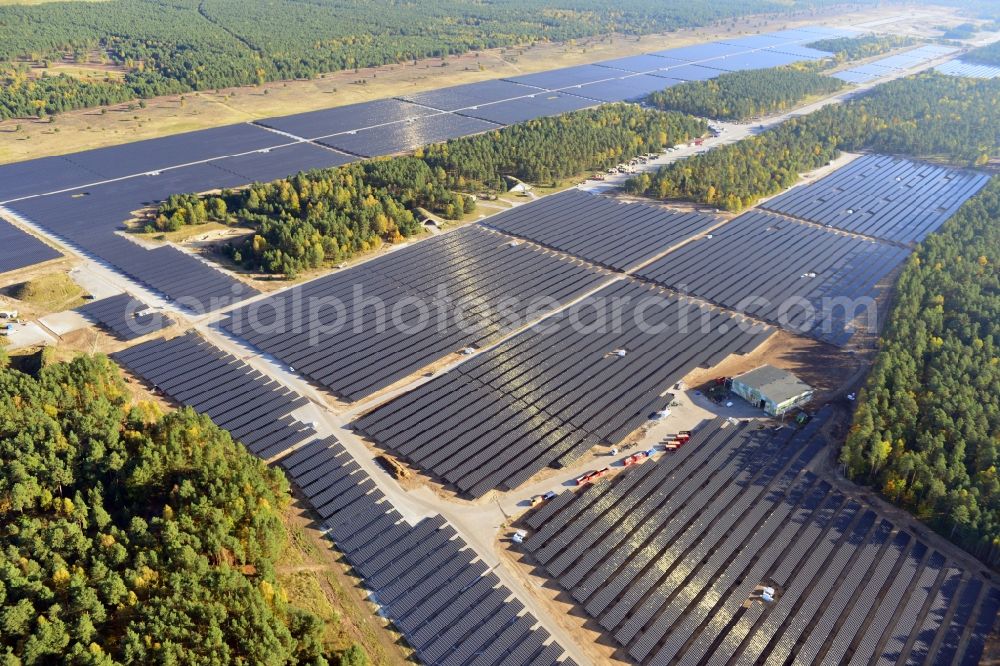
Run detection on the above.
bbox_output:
[797,26,861,38]
[720,34,799,50]
[699,50,806,72]
[457,92,596,125]
[593,54,687,73]
[937,59,1000,79]
[761,154,989,244]
[211,142,354,182]
[256,98,437,140]
[0,155,106,203]
[650,64,721,82]
[768,44,834,60]
[62,124,286,182]
[832,64,890,84]
[8,163,256,308]
[566,74,680,102]
[650,42,750,63]
[317,113,499,156]
[396,79,539,111]
[504,64,618,90]
[0,218,61,274]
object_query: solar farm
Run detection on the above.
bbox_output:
[760,154,990,244]
[354,280,770,497]
[518,414,997,665]
[0,14,997,666]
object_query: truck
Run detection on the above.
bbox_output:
[575,468,609,485]
[0,310,18,320]
[0,323,13,336]
[622,451,650,467]
[694,138,705,146]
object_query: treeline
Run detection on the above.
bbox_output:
[966,40,1000,66]
[644,66,843,121]
[806,33,915,61]
[627,72,1000,210]
[160,158,472,276]
[0,354,366,664]
[421,104,706,190]
[840,177,1000,565]
[0,0,861,118]
[159,104,699,276]
[0,69,136,120]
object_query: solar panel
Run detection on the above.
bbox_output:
[0,218,61,274]
[317,113,500,156]
[456,92,597,125]
[77,293,173,340]
[256,98,438,140]
[397,79,541,111]
[761,154,990,244]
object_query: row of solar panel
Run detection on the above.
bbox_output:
[833,43,958,83]
[77,292,174,340]
[220,225,611,401]
[762,154,990,244]
[0,217,61,274]
[110,332,575,664]
[520,412,999,665]
[634,209,911,346]
[936,58,1000,80]
[354,279,771,497]
[482,189,719,271]
[280,440,575,666]
[111,331,316,459]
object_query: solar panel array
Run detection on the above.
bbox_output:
[456,93,597,126]
[636,210,911,346]
[520,413,999,666]
[0,23,848,282]
[112,331,316,459]
[77,293,173,340]
[317,113,502,157]
[0,218,61,274]
[936,59,1000,80]
[221,225,609,401]
[833,44,958,83]
[761,154,990,244]
[280,440,575,666]
[354,279,771,497]
[482,189,718,271]
[108,332,574,664]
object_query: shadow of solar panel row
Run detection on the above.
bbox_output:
[761,154,990,244]
[636,210,910,346]
[76,293,173,340]
[481,189,718,271]
[277,440,573,666]
[519,411,999,665]
[0,218,61,274]
[936,59,1000,79]
[221,225,609,401]
[354,279,770,497]
[112,331,315,459]
[317,113,501,157]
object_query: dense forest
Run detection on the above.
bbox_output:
[0,0,864,119]
[421,104,705,190]
[644,66,843,121]
[0,354,366,664]
[160,104,697,275]
[627,72,1000,210]
[966,40,1000,66]
[840,177,1000,566]
[160,158,472,276]
[805,33,915,61]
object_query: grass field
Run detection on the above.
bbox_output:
[6,271,87,312]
